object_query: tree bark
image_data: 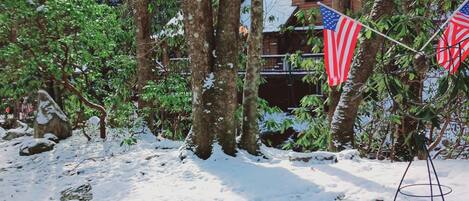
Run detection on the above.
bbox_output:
[212,0,241,156]
[332,0,351,12]
[134,0,156,131]
[182,0,215,159]
[240,0,263,155]
[329,0,395,151]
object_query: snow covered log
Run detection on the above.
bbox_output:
[34,90,72,140]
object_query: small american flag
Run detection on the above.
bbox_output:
[437,2,469,74]
[320,5,362,86]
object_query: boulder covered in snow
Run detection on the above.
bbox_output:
[19,138,56,156]
[337,149,360,160]
[0,118,19,129]
[34,90,72,140]
[86,116,100,126]
[288,151,338,163]
[60,183,93,201]
[2,121,33,140]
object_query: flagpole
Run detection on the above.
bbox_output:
[318,2,419,53]
[419,0,469,52]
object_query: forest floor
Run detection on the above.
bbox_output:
[0,127,468,201]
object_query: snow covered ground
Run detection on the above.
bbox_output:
[1,128,468,201]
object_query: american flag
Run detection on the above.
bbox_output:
[320,5,362,86]
[437,2,469,74]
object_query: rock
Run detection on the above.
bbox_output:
[44,133,60,143]
[337,149,360,160]
[288,151,338,163]
[0,118,19,129]
[2,121,33,140]
[60,183,93,201]
[34,90,72,140]
[19,138,56,156]
[86,116,100,126]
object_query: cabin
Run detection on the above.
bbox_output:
[240,0,362,111]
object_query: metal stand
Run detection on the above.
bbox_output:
[393,139,452,201]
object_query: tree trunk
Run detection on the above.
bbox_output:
[212,0,241,156]
[327,0,352,124]
[327,87,341,123]
[329,0,395,151]
[182,0,216,159]
[240,0,263,155]
[134,0,156,131]
[332,0,351,13]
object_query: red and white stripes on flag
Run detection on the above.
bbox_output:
[437,2,469,74]
[320,5,362,86]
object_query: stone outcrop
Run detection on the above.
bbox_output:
[34,90,72,140]
[19,138,56,156]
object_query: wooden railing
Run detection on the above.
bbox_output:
[168,53,324,75]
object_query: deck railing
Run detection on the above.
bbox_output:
[168,53,324,75]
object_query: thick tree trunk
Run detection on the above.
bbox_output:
[332,0,351,12]
[329,0,395,151]
[240,0,263,155]
[134,0,156,131]
[212,0,241,156]
[182,0,216,159]
[327,87,341,123]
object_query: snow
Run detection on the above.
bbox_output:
[20,138,55,149]
[44,133,59,142]
[203,73,215,91]
[260,112,309,133]
[35,5,46,12]
[0,127,5,138]
[2,121,33,138]
[87,116,100,126]
[36,90,69,125]
[156,12,184,38]
[1,127,469,201]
